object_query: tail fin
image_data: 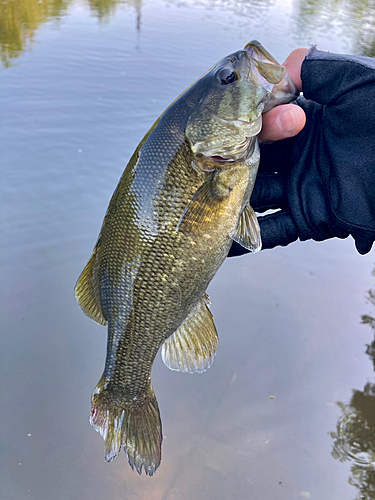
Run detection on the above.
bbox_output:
[90,377,162,476]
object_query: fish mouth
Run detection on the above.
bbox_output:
[245,40,280,67]
[243,40,299,111]
[244,40,286,86]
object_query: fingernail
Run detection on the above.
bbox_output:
[276,109,296,133]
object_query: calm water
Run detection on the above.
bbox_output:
[1,0,374,499]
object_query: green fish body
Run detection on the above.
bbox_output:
[75,41,297,475]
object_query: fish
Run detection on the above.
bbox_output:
[75,40,298,476]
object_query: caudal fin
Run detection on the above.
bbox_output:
[90,377,162,476]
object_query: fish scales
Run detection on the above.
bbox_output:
[75,41,298,475]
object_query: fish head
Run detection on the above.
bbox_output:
[185,41,298,169]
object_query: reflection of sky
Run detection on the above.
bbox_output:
[63,0,364,58]
[1,0,374,498]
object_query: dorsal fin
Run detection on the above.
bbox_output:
[75,237,107,326]
[161,294,218,373]
[230,203,262,253]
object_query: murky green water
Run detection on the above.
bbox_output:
[1,0,374,498]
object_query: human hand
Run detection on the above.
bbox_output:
[229,47,375,256]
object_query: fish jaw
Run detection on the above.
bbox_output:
[244,40,299,111]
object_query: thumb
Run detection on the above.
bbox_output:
[258,104,306,143]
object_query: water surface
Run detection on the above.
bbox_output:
[1,1,374,499]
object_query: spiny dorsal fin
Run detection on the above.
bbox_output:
[230,203,262,253]
[75,237,107,326]
[161,294,218,373]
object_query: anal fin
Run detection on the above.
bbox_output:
[230,203,262,253]
[161,294,218,373]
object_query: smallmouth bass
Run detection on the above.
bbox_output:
[75,41,297,475]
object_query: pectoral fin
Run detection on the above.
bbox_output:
[161,294,218,373]
[75,236,107,326]
[177,172,233,232]
[230,203,262,252]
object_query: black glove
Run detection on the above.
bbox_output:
[229,48,375,257]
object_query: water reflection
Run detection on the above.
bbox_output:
[294,0,375,57]
[1,0,375,68]
[161,0,274,18]
[87,0,142,24]
[0,0,69,66]
[330,267,375,499]
[0,0,141,66]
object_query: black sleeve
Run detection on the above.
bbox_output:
[229,47,375,257]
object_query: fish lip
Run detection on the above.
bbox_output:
[244,40,279,65]
[243,41,299,110]
[243,42,275,89]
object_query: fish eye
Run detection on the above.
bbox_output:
[217,68,238,85]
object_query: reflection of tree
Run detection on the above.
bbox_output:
[0,0,142,67]
[330,267,375,500]
[0,0,69,67]
[87,0,142,24]
[294,0,375,57]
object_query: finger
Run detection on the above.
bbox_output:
[227,211,299,256]
[283,48,309,91]
[258,139,294,173]
[227,241,251,257]
[250,174,288,212]
[354,233,374,255]
[258,211,299,249]
[258,104,306,142]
